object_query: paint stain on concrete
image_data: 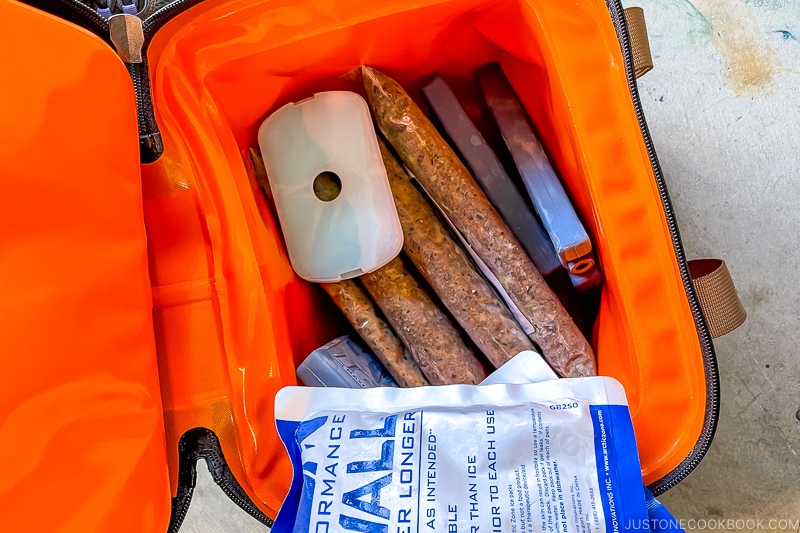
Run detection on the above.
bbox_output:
[682,0,713,44]
[745,0,792,7]
[773,30,797,41]
[689,0,781,95]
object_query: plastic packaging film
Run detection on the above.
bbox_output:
[362,66,596,378]
[475,64,599,277]
[420,75,562,276]
[321,280,428,388]
[378,139,535,368]
[360,257,488,385]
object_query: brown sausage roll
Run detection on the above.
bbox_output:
[378,139,534,368]
[321,279,429,387]
[360,256,487,385]
[362,66,595,378]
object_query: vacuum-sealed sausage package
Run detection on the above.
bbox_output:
[274,378,649,533]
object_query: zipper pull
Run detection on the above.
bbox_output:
[108,14,144,63]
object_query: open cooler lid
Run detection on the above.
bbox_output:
[0,1,170,531]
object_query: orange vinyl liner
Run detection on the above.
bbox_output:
[143,0,707,520]
[0,1,170,530]
[0,0,709,528]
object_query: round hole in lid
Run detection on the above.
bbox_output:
[313,171,342,202]
[570,258,595,275]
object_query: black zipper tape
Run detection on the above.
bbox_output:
[21,0,205,162]
[604,0,721,495]
[168,428,274,533]
[126,61,164,163]
[133,0,206,162]
[168,430,199,533]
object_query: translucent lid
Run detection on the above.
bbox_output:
[258,91,403,282]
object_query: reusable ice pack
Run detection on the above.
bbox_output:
[258,91,403,282]
[274,377,650,533]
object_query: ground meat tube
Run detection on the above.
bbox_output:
[362,66,596,377]
[379,139,534,368]
[360,256,487,385]
[321,279,429,387]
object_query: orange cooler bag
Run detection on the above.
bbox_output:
[0,0,745,531]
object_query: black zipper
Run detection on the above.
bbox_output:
[132,0,206,162]
[168,428,274,533]
[209,456,276,529]
[605,0,721,495]
[22,0,204,162]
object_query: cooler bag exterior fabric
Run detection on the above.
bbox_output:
[0,1,171,531]
[143,0,715,515]
[0,0,721,530]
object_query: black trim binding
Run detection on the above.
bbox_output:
[168,428,274,533]
[605,0,721,495]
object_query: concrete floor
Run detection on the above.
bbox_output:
[182,0,800,531]
[630,0,800,530]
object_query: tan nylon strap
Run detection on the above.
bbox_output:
[688,259,746,338]
[621,12,743,336]
[624,7,654,78]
